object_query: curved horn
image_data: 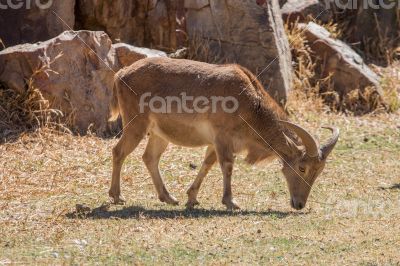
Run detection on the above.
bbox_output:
[279,120,320,157]
[320,126,339,159]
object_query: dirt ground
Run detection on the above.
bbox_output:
[0,108,399,264]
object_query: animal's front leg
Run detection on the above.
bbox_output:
[186,146,217,209]
[220,161,240,210]
[215,140,240,210]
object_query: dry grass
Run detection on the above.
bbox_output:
[373,62,400,113]
[0,38,5,50]
[285,20,399,114]
[187,33,222,64]
[285,20,337,114]
[1,20,399,264]
[0,102,399,264]
[0,53,74,143]
[0,82,66,143]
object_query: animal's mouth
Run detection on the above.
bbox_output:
[290,198,305,210]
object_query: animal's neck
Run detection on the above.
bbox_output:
[248,117,300,163]
[243,101,300,163]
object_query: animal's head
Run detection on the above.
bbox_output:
[279,121,339,210]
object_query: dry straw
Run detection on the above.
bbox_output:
[0,38,5,50]
[284,18,398,115]
[187,32,222,64]
[0,53,71,142]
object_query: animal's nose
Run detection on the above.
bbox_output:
[291,199,305,210]
[296,202,304,210]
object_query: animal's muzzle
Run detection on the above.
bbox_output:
[291,198,305,210]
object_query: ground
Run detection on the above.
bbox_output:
[0,108,399,265]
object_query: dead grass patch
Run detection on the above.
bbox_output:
[374,62,400,112]
[285,20,397,114]
[186,33,223,64]
[0,81,67,142]
[0,54,73,142]
[0,108,399,264]
[285,20,335,114]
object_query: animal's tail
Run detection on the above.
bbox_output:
[108,77,120,122]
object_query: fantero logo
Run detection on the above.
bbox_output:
[0,0,53,9]
[139,92,239,114]
[326,0,400,9]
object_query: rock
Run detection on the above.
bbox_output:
[185,0,293,102]
[75,0,177,51]
[334,0,399,63]
[147,0,178,50]
[299,22,382,96]
[113,43,167,68]
[0,0,75,47]
[353,4,398,43]
[168,47,189,59]
[184,0,209,9]
[257,0,288,7]
[0,30,166,134]
[281,0,332,24]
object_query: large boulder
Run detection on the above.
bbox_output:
[0,0,75,47]
[299,22,382,96]
[185,0,293,102]
[281,0,332,24]
[0,0,178,52]
[0,31,166,134]
[75,0,178,51]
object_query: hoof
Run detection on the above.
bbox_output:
[185,199,200,209]
[109,196,126,205]
[109,191,125,205]
[223,199,241,210]
[160,195,179,206]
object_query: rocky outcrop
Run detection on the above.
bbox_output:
[0,31,166,134]
[333,0,399,63]
[0,0,75,47]
[299,22,382,96]
[185,0,293,102]
[75,0,178,51]
[0,0,178,51]
[281,0,332,24]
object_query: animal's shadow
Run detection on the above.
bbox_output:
[379,183,400,190]
[66,205,305,220]
[388,183,400,190]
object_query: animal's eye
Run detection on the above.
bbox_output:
[299,166,306,173]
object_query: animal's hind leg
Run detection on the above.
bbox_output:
[214,138,240,210]
[142,134,178,205]
[186,146,217,209]
[109,120,147,204]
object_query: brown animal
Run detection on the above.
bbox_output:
[108,57,339,210]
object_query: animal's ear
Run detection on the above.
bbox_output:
[283,132,302,156]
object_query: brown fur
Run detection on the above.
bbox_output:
[108,57,338,210]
